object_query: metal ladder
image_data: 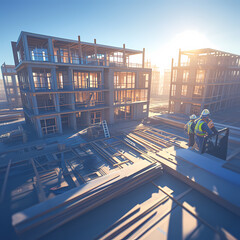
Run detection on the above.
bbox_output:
[102,120,110,138]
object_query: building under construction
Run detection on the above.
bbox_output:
[1,64,22,109]
[169,48,240,115]
[11,32,151,137]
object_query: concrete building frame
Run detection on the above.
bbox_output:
[169,48,240,115]
[12,32,151,137]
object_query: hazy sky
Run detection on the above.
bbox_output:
[1,0,240,77]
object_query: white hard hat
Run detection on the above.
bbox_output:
[190,114,197,120]
[201,109,210,117]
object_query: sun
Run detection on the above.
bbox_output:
[171,30,211,51]
[150,30,214,70]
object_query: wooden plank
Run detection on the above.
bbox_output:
[65,161,81,187]
[0,159,12,203]
[31,158,47,202]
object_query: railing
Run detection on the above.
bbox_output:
[18,52,143,68]
[202,128,229,160]
[34,82,53,91]
[75,101,105,109]
[42,125,58,135]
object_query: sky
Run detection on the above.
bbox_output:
[1,0,240,78]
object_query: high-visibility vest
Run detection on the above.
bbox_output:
[186,121,194,134]
[194,119,206,136]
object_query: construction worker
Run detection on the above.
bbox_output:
[184,114,197,148]
[194,109,218,152]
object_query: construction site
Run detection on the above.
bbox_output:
[0,99,239,240]
[0,29,240,240]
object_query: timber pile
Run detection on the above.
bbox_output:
[12,161,163,240]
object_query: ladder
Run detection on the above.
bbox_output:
[102,120,110,138]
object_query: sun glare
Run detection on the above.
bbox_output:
[150,30,215,70]
[171,30,211,50]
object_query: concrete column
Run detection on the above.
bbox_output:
[22,34,30,61]
[48,38,54,62]
[28,66,35,92]
[136,72,139,88]
[142,48,145,68]
[94,39,97,65]
[78,36,83,64]
[101,69,104,89]
[56,115,63,134]
[54,93,60,112]
[69,113,77,130]
[70,94,75,110]
[168,59,174,113]
[178,48,181,67]
[68,68,74,90]
[123,44,126,66]
[32,94,39,115]
[11,42,19,65]
[108,69,114,124]
[68,46,72,63]
[51,68,58,90]
[147,71,152,117]
[35,118,43,138]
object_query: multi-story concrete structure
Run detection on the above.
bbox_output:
[169,48,240,115]
[1,64,22,109]
[12,32,151,137]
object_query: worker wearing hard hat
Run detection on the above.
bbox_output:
[184,114,197,148]
[194,109,218,151]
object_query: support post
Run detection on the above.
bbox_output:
[178,48,181,67]
[94,38,97,65]
[48,38,54,62]
[123,44,126,66]
[78,36,83,64]
[168,58,174,113]
[142,48,145,68]
[22,34,30,61]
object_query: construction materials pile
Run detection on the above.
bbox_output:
[12,161,163,239]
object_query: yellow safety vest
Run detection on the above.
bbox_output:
[194,119,206,136]
[186,121,193,134]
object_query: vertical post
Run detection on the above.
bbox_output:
[147,71,152,118]
[168,58,174,113]
[56,115,63,134]
[78,36,83,64]
[54,93,60,112]
[11,42,19,66]
[68,46,71,63]
[28,66,35,92]
[22,34,30,61]
[35,118,43,138]
[48,38,54,62]
[94,38,97,65]
[32,93,39,115]
[51,68,57,90]
[142,48,145,68]
[123,44,126,66]
[178,48,181,67]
